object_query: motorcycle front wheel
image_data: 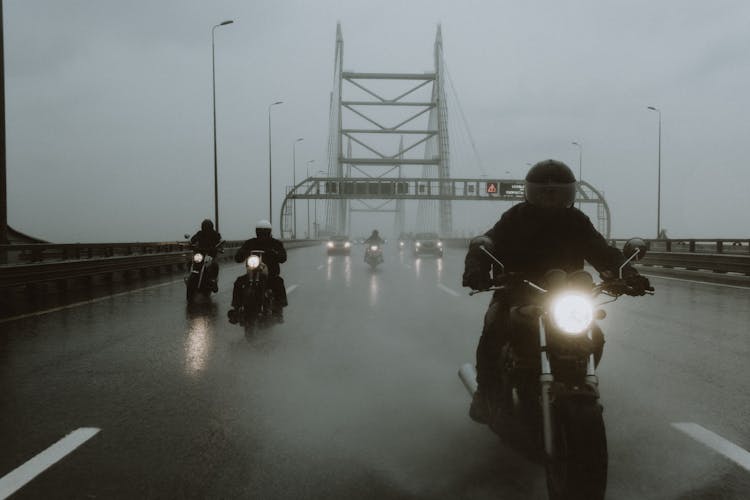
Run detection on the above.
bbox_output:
[545,398,607,500]
[186,276,198,302]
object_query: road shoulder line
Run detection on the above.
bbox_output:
[438,283,461,297]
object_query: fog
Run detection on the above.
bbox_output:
[5,0,749,242]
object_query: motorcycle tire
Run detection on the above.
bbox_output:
[545,398,607,500]
[186,276,198,302]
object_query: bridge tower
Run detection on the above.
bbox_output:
[323,23,452,236]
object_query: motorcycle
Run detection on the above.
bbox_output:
[184,237,224,302]
[458,238,653,500]
[365,243,384,270]
[234,250,277,327]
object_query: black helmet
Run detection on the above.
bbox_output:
[201,219,214,231]
[524,160,577,209]
[372,229,379,236]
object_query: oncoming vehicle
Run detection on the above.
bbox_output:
[233,250,277,328]
[413,232,443,258]
[326,235,352,255]
[184,237,224,302]
[365,242,384,270]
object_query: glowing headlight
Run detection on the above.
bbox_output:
[246,255,261,269]
[193,253,204,263]
[416,242,421,247]
[551,293,593,334]
[399,241,404,247]
[327,241,334,248]
[370,245,379,251]
[344,242,351,248]
[437,241,443,247]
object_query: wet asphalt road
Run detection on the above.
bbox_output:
[1,244,749,499]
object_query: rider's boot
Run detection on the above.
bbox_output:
[227,308,239,324]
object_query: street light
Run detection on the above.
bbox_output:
[647,106,662,238]
[291,137,304,239]
[268,100,283,226]
[306,159,315,238]
[211,19,234,232]
[571,141,582,209]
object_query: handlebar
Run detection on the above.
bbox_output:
[468,275,654,297]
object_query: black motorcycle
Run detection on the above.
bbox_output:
[459,238,653,500]
[184,239,224,302]
[234,250,277,328]
[365,243,384,270]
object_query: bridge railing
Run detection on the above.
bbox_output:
[0,240,321,289]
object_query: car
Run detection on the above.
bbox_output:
[413,232,443,258]
[326,235,352,255]
[397,232,411,250]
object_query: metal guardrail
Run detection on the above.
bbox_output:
[0,240,321,289]
[609,238,750,255]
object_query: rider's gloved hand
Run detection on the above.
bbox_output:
[625,274,652,296]
[463,271,491,291]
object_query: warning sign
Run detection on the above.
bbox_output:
[486,182,498,194]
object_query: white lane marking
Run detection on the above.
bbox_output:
[286,284,299,294]
[317,264,324,270]
[0,428,100,499]
[0,279,184,325]
[438,283,461,297]
[672,423,750,472]
[643,273,750,291]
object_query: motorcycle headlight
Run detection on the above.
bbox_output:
[246,255,261,269]
[437,241,443,247]
[327,241,334,248]
[370,245,378,251]
[416,242,421,247]
[193,253,204,263]
[551,293,593,335]
[399,241,404,247]
[344,242,351,248]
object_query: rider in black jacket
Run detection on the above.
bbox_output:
[462,160,651,423]
[228,220,288,322]
[189,219,222,291]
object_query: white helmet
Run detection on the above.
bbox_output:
[255,219,272,230]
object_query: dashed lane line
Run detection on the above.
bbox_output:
[0,428,101,499]
[672,423,750,472]
[317,264,324,270]
[0,279,184,325]
[286,284,300,294]
[438,283,461,297]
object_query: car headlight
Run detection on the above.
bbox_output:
[193,253,204,263]
[437,241,443,247]
[416,242,421,247]
[327,241,334,248]
[551,293,593,334]
[344,242,351,248]
[246,255,261,269]
[370,245,378,251]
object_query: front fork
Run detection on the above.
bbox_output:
[538,316,599,457]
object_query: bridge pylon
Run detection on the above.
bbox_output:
[322,23,452,237]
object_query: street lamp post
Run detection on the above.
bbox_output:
[291,138,304,239]
[571,141,582,209]
[268,101,283,226]
[316,169,327,239]
[647,106,662,238]
[306,160,315,238]
[211,19,234,232]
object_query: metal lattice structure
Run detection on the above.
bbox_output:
[280,23,613,238]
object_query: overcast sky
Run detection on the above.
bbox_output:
[5,0,750,242]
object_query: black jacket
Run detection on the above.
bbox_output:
[234,237,287,277]
[464,202,627,285]
[190,229,222,257]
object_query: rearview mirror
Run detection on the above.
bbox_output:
[184,234,190,239]
[623,238,647,261]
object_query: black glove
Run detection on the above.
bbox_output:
[625,274,652,296]
[462,270,491,291]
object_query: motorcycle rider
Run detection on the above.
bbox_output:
[462,159,651,424]
[189,218,222,292]
[227,220,288,323]
[364,229,385,262]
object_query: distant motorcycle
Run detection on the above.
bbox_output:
[458,238,653,500]
[233,250,277,328]
[184,239,224,302]
[365,244,384,270]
